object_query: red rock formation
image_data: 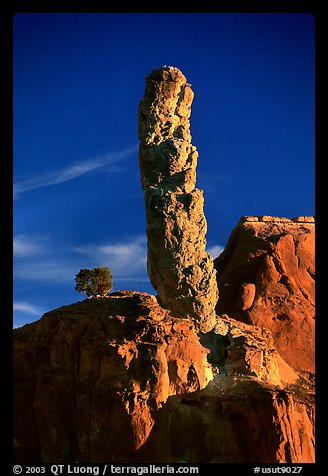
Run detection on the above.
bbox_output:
[214,216,315,373]
[136,376,315,463]
[14,291,212,463]
[13,62,315,464]
[14,289,314,463]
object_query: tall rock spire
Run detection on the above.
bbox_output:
[138,66,218,332]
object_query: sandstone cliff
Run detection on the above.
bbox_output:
[138,66,218,332]
[14,292,212,463]
[14,283,314,463]
[214,216,315,373]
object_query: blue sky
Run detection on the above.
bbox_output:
[13,13,315,328]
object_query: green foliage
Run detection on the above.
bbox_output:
[75,267,113,298]
[287,375,315,401]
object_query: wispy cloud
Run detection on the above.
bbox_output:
[14,236,148,284]
[14,232,221,285]
[14,234,49,257]
[14,260,79,283]
[73,236,147,276]
[14,144,138,199]
[207,244,224,258]
[13,301,45,328]
[14,233,78,282]
[13,301,43,316]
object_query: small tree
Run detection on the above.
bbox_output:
[75,267,112,298]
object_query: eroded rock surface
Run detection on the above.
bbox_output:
[138,66,218,332]
[13,292,212,463]
[214,216,315,372]
[136,374,314,463]
[13,291,314,463]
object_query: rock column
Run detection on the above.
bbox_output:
[138,66,218,332]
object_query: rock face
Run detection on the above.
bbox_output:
[138,66,218,332]
[214,216,315,373]
[14,292,212,463]
[137,376,314,464]
[13,291,314,463]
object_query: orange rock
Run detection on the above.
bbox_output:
[214,217,315,373]
[14,289,314,463]
[236,283,256,310]
[137,375,314,463]
[13,292,212,462]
